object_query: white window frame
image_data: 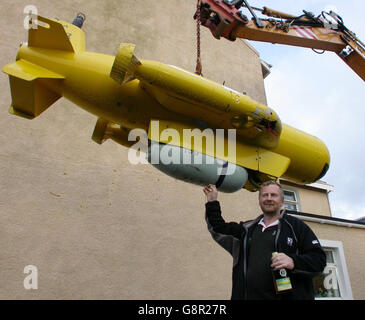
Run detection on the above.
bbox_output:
[315,239,353,300]
[282,187,301,212]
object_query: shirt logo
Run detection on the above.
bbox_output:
[312,240,319,245]
[287,237,293,246]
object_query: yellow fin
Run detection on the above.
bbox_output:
[28,15,76,52]
[110,43,141,84]
[3,60,64,119]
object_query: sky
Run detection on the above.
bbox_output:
[238,1,365,220]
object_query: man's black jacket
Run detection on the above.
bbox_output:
[205,201,326,300]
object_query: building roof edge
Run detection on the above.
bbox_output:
[286,210,365,229]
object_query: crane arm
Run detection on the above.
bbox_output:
[197,0,365,81]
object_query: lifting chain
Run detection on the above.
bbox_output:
[195,0,203,76]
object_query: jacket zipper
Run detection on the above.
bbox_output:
[242,225,248,300]
[242,217,263,299]
[274,220,281,251]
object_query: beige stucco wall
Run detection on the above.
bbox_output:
[281,181,332,217]
[0,0,265,299]
[299,188,332,216]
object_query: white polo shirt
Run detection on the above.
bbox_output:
[258,218,279,232]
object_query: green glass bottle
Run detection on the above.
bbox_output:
[272,252,293,293]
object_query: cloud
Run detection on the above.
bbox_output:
[324,5,339,14]
[261,48,365,221]
[329,197,365,220]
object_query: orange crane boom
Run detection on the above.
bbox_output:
[197,0,365,81]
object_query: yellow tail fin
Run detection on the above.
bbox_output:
[2,59,64,119]
[28,15,85,52]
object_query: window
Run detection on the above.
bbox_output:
[313,249,340,298]
[283,189,300,211]
[313,240,353,300]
